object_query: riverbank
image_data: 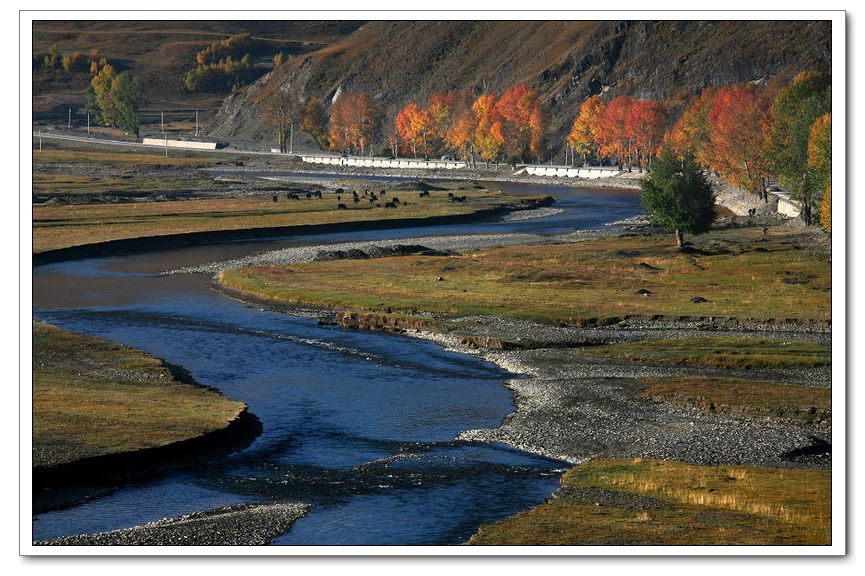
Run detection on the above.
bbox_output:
[36,503,310,546]
[207,219,832,545]
[32,321,261,512]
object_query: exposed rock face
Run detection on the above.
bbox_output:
[207,20,831,147]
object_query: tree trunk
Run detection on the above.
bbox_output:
[675,229,684,248]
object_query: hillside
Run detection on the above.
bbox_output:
[31,20,363,119]
[206,20,831,153]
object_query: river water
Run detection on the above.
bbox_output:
[31,178,643,545]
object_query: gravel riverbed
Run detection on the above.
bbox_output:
[36,503,311,546]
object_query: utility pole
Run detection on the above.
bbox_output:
[195,110,199,137]
[161,110,165,135]
[67,108,71,129]
[87,112,90,134]
[39,133,42,152]
[289,122,293,155]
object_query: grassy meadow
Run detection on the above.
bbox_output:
[468,459,831,545]
[32,321,245,466]
[219,228,831,324]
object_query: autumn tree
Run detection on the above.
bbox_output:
[396,102,434,158]
[668,88,716,169]
[596,95,636,169]
[88,63,117,126]
[328,91,377,155]
[495,84,545,162]
[629,99,667,170]
[808,113,832,233]
[472,93,505,165]
[568,95,606,166]
[708,83,772,200]
[445,108,477,166]
[300,97,328,150]
[641,146,716,248]
[764,71,831,225]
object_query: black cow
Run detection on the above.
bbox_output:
[338,203,348,210]
[272,195,278,202]
[384,201,396,209]
[391,197,400,204]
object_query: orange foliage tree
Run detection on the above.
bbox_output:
[329,91,377,155]
[495,84,545,162]
[396,102,435,158]
[445,108,478,166]
[628,99,668,169]
[568,95,606,165]
[596,95,636,169]
[472,93,505,164]
[668,88,716,169]
[708,83,772,197]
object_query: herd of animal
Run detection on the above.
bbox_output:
[269,187,470,210]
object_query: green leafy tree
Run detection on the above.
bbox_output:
[764,71,831,225]
[641,146,716,248]
[110,72,145,135]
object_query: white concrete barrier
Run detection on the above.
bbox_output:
[773,192,801,218]
[142,138,218,150]
[519,165,621,178]
[300,155,467,170]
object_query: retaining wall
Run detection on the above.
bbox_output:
[518,165,622,179]
[142,138,218,150]
[301,155,467,170]
[774,192,802,218]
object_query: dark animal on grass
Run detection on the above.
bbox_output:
[314,191,322,198]
[380,190,386,196]
[336,188,344,194]
[392,197,400,204]
[338,203,348,210]
[287,193,299,200]
[419,191,430,197]
[272,195,278,202]
[385,201,396,209]
[337,195,341,201]
[448,192,454,198]
[353,197,360,203]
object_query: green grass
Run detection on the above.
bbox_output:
[33,189,513,253]
[219,229,831,324]
[32,321,245,466]
[468,459,831,545]
[575,336,831,369]
[641,376,831,421]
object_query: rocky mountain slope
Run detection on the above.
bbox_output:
[207,20,832,152]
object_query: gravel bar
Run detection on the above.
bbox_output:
[36,502,311,546]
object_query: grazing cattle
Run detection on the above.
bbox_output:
[353,197,360,203]
[336,188,345,194]
[272,195,278,202]
[391,197,400,204]
[370,194,378,201]
[364,190,370,196]
[287,193,299,200]
[447,192,454,198]
[369,198,375,204]
[338,203,348,210]
[380,190,386,196]
[314,191,322,198]
[376,203,382,207]
[384,201,396,209]
[419,191,430,198]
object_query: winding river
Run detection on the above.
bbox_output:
[32,178,643,545]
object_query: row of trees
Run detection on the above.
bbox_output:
[85,63,145,135]
[668,71,831,227]
[185,33,271,92]
[34,45,109,75]
[393,85,546,165]
[568,95,668,171]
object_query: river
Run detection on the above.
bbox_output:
[31,179,643,545]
